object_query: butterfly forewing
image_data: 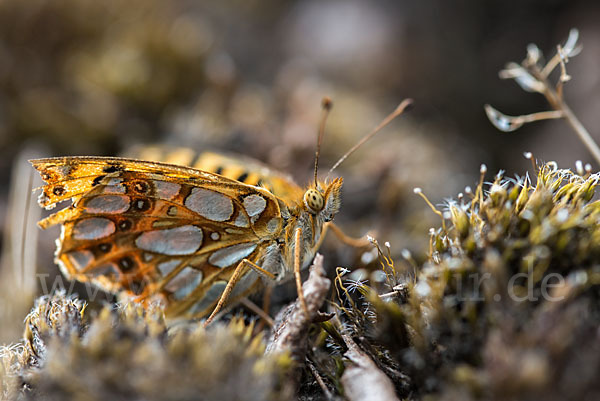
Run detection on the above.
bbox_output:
[30,156,286,316]
[130,147,305,200]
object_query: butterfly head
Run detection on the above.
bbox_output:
[303,178,343,222]
[306,98,411,222]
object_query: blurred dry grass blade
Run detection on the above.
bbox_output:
[0,148,44,343]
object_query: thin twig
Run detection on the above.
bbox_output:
[307,357,334,400]
[531,66,600,165]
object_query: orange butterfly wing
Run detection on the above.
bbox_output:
[31,156,285,317]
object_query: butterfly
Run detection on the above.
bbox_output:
[30,98,412,325]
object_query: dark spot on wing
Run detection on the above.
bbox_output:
[98,243,112,253]
[132,181,149,194]
[118,256,135,272]
[118,219,133,231]
[103,164,122,173]
[132,198,152,212]
[237,172,249,183]
[92,175,106,186]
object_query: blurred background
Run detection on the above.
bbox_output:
[1,0,600,342]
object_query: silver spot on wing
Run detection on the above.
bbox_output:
[157,260,181,276]
[208,243,257,268]
[185,188,233,222]
[84,195,130,214]
[242,194,266,223]
[233,212,249,228]
[165,267,203,300]
[72,217,115,240]
[190,281,227,315]
[267,217,281,234]
[89,264,119,277]
[101,184,126,194]
[66,250,94,270]
[154,181,181,200]
[135,225,203,256]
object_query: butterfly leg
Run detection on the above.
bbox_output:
[204,259,277,327]
[240,297,274,327]
[294,227,310,319]
[326,222,372,248]
[253,285,274,331]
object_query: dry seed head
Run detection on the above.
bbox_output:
[526,43,542,64]
[575,160,584,175]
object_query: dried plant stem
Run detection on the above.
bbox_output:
[307,358,333,400]
[265,254,330,361]
[533,67,600,165]
[516,110,564,124]
[341,333,400,401]
[555,100,600,165]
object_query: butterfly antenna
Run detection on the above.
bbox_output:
[327,98,413,177]
[314,96,333,187]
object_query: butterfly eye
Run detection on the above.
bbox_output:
[304,188,324,214]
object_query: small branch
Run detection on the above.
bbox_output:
[265,254,331,362]
[558,101,600,165]
[341,333,400,401]
[488,29,600,165]
[485,105,565,132]
[531,66,600,165]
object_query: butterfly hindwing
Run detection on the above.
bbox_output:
[30,157,284,316]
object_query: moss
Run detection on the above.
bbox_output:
[3,294,293,400]
[313,163,600,400]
